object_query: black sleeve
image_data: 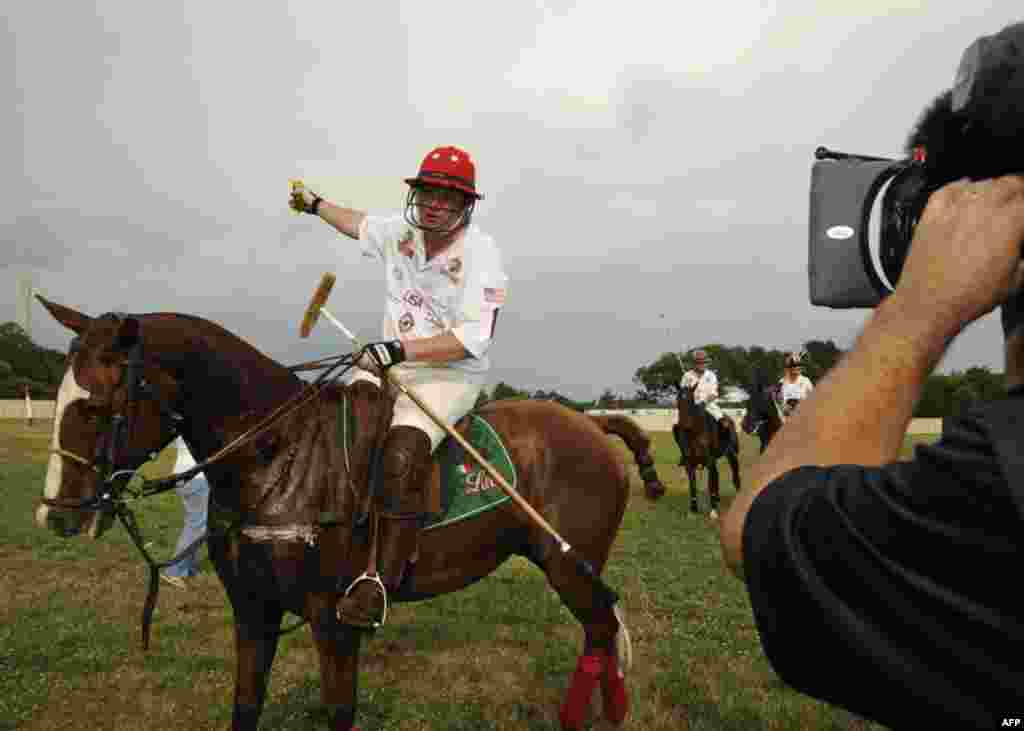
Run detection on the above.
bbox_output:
[741,413,1024,730]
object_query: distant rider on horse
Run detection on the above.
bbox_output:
[680,350,738,456]
[778,351,814,418]
[291,145,509,629]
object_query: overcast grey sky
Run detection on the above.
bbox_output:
[4,2,1021,400]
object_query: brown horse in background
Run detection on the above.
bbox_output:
[671,381,741,518]
[33,297,666,731]
[741,369,785,454]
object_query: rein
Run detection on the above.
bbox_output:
[43,327,360,649]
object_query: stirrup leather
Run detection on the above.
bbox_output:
[340,571,389,628]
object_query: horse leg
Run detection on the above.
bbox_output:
[708,461,720,518]
[539,545,629,730]
[672,424,685,467]
[309,592,363,730]
[686,464,699,514]
[230,599,285,730]
[727,449,742,496]
[210,535,285,731]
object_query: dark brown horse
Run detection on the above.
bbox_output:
[33,297,666,731]
[741,370,785,454]
[671,381,741,517]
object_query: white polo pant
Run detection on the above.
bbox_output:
[702,401,725,421]
[350,364,486,450]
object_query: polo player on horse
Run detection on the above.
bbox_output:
[291,145,508,629]
[778,351,814,419]
[678,350,738,459]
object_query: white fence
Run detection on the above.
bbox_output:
[0,400,56,420]
[586,408,745,433]
[585,408,942,436]
[2,401,943,435]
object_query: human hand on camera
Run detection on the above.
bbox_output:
[895,175,1024,329]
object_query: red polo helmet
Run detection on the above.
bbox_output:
[404,145,483,200]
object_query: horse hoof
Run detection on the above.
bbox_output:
[645,481,666,500]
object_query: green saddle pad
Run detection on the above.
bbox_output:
[337,400,515,531]
[425,414,515,531]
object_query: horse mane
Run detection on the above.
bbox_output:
[142,312,305,418]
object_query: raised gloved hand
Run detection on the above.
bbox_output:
[289,180,323,215]
[356,340,406,375]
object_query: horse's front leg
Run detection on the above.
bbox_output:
[309,592,363,730]
[707,461,720,518]
[685,465,699,514]
[210,535,285,730]
[231,599,285,730]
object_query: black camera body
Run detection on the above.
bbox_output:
[808,147,933,308]
[808,22,1024,310]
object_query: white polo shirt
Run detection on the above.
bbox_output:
[682,369,719,404]
[358,215,508,375]
[780,375,814,401]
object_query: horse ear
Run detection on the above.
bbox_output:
[115,317,141,350]
[36,295,94,335]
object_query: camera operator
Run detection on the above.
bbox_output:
[720,23,1024,730]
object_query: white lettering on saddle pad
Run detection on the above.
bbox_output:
[463,468,497,496]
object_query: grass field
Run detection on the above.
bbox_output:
[0,420,937,731]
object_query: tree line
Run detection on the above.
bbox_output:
[0,323,1008,418]
[0,323,67,399]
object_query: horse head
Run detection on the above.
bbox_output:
[35,297,185,540]
[742,370,772,433]
[675,380,705,428]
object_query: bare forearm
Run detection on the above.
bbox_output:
[721,294,959,576]
[316,200,366,240]
[403,332,471,364]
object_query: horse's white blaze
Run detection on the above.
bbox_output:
[36,363,91,528]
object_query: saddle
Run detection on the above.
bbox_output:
[337,391,516,538]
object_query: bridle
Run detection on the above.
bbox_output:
[747,383,786,435]
[42,317,186,514]
[39,313,362,649]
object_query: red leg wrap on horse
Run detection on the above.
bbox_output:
[559,653,604,730]
[600,649,628,724]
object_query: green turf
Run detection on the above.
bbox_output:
[2,420,935,729]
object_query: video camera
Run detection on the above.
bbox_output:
[808,22,1024,309]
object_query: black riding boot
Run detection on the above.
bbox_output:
[337,426,432,629]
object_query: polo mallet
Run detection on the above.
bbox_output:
[299,273,618,607]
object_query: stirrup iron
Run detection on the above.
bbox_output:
[340,571,389,628]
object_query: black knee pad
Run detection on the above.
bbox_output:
[379,426,432,514]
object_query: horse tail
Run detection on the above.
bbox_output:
[589,414,666,500]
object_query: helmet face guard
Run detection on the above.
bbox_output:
[403,146,482,235]
[403,185,476,234]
